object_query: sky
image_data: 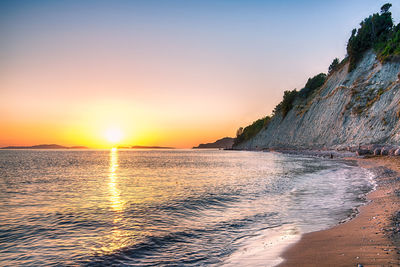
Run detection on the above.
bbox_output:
[1,0,399,148]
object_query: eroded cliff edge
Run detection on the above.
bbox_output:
[234,51,400,150]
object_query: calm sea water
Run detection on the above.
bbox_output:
[0,149,374,266]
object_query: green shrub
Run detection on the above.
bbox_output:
[328,58,340,75]
[298,73,327,98]
[233,116,271,146]
[378,23,400,61]
[273,89,298,117]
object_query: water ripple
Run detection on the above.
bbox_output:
[0,150,374,266]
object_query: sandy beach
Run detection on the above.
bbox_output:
[279,156,400,267]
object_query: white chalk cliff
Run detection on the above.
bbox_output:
[234,51,400,150]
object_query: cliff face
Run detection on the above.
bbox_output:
[235,51,400,150]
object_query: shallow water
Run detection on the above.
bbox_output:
[0,149,374,266]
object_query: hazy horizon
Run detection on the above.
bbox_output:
[1,0,399,148]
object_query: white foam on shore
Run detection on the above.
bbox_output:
[222,225,301,267]
[367,168,378,192]
[221,163,377,267]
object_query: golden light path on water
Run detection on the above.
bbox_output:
[101,148,127,253]
[109,147,124,212]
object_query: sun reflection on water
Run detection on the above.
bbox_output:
[108,148,124,211]
[101,148,128,253]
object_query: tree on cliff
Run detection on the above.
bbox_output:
[298,73,327,98]
[233,117,271,146]
[347,3,393,71]
[381,3,392,14]
[328,58,340,75]
[236,127,243,137]
[273,89,298,117]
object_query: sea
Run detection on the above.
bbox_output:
[0,149,375,266]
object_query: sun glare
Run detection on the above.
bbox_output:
[105,128,123,144]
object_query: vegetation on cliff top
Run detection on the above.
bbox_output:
[233,3,398,147]
[328,58,340,75]
[273,89,298,117]
[233,116,271,146]
[233,71,329,145]
[298,73,327,99]
[347,3,399,70]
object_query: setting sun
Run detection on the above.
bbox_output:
[3,1,400,266]
[105,128,123,144]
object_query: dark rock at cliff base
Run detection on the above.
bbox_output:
[367,144,383,151]
[356,149,371,156]
[374,148,382,156]
[389,147,398,155]
[381,147,390,155]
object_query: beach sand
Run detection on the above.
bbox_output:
[278,156,400,267]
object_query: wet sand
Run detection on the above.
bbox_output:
[278,156,400,267]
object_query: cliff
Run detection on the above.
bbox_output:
[234,50,400,150]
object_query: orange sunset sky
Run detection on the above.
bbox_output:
[1,0,398,148]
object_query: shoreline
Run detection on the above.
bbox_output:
[277,155,400,267]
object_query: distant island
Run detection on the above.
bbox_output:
[130,145,175,149]
[0,144,176,150]
[193,137,234,149]
[1,144,88,149]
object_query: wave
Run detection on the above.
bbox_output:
[81,212,280,266]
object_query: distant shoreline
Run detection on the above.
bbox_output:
[192,137,234,149]
[0,144,88,149]
[129,146,175,149]
[0,144,176,150]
